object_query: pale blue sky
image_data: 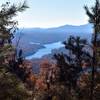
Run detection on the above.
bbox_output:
[0,0,95,28]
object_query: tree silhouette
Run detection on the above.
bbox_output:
[0,1,28,63]
[85,0,100,99]
[54,36,92,92]
[0,1,31,99]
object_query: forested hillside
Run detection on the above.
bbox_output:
[0,0,99,100]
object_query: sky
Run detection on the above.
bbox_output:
[0,0,95,28]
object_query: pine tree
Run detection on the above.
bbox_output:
[0,1,28,63]
[54,36,92,91]
[0,1,32,99]
[85,0,100,99]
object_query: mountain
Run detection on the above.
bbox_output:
[19,23,93,34]
[14,23,93,43]
[47,23,93,33]
[12,23,93,57]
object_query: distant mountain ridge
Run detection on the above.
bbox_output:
[47,23,93,33]
[13,23,93,57]
[19,23,93,34]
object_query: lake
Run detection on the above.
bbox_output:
[26,41,64,60]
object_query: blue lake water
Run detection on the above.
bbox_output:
[26,41,64,60]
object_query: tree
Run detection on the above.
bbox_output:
[77,69,100,100]
[0,1,28,63]
[0,1,32,99]
[54,36,92,92]
[0,66,31,100]
[85,0,100,99]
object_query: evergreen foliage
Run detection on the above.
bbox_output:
[54,36,92,92]
[0,1,31,99]
[84,0,100,33]
[0,1,28,63]
[84,0,100,99]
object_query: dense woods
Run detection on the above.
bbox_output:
[0,0,100,100]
